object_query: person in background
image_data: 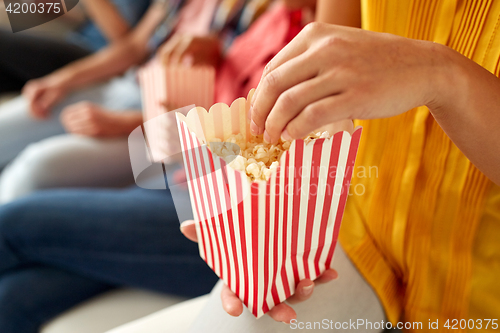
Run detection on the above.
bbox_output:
[0,0,175,184]
[0,0,151,93]
[0,0,269,204]
[0,1,272,332]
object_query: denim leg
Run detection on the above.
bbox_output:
[0,227,20,273]
[0,186,218,297]
[0,265,111,333]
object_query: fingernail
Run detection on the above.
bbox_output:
[251,90,257,106]
[302,284,313,296]
[264,130,271,144]
[250,120,259,135]
[281,129,292,142]
[180,220,196,228]
[247,107,252,121]
[182,55,194,67]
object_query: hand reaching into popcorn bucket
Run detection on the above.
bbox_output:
[159,35,222,68]
[249,22,500,184]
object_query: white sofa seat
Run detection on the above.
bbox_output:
[41,289,189,333]
[105,295,209,333]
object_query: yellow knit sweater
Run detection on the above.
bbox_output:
[340,1,500,331]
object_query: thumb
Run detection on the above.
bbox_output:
[23,81,41,100]
[29,92,48,119]
[180,220,198,242]
[161,35,182,65]
[41,89,63,112]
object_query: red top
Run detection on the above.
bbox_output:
[215,4,305,105]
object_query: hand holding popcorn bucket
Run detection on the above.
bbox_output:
[176,90,362,318]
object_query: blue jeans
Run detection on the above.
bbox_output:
[0,186,217,333]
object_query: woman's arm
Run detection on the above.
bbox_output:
[81,0,131,42]
[250,23,500,185]
[316,0,361,27]
[53,2,166,89]
[23,2,166,117]
[427,45,500,186]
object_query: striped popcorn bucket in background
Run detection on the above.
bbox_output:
[138,59,215,162]
[176,91,362,318]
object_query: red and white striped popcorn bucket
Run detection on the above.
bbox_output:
[176,91,362,318]
[138,59,215,162]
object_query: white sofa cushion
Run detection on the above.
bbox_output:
[105,295,209,333]
[41,289,188,333]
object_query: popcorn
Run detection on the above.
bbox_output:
[209,130,332,182]
[246,163,262,179]
[320,131,330,139]
[228,155,247,171]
